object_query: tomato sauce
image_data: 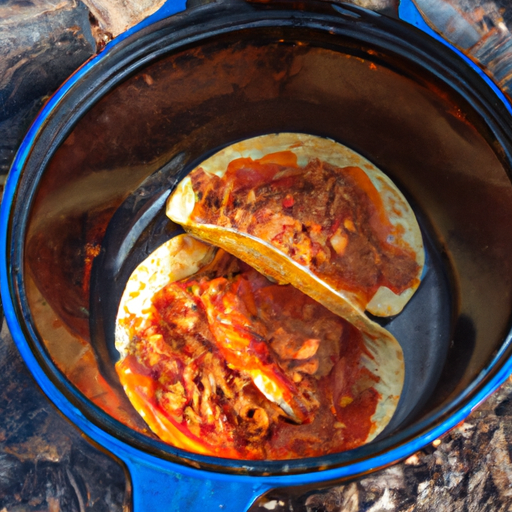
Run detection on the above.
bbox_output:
[116,251,382,460]
[190,151,419,306]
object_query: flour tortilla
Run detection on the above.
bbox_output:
[115,234,405,455]
[167,132,424,318]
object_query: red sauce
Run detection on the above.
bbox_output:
[116,252,383,460]
[190,151,419,306]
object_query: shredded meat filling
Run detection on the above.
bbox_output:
[190,156,419,304]
[118,252,381,459]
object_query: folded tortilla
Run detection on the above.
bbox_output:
[115,234,405,459]
[166,133,424,319]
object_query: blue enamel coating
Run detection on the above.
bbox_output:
[3,0,512,510]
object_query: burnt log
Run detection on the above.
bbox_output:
[0,0,96,175]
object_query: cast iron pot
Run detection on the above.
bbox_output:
[3,0,512,510]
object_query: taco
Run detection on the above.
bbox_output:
[166,133,424,319]
[115,234,404,460]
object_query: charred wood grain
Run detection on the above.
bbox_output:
[0,322,127,511]
[250,380,512,512]
[0,0,96,175]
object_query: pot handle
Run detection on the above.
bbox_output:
[397,0,512,114]
[122,454,273,511]
[397,0,441,40]
[122,0,187,35]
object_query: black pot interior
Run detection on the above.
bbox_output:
[17,1,512,473]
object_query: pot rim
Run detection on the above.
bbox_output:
[2,0,512,481]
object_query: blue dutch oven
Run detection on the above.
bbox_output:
[3,0,512,510]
